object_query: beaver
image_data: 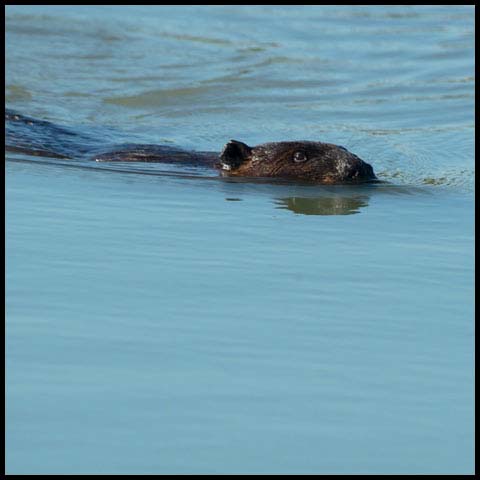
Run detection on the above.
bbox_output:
[5,109,377,184]
[218,139,375,184]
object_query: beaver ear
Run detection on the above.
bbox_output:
[220,140,252,168]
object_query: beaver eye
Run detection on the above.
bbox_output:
[293,151,308,163]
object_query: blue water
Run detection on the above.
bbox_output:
[5,5,475,474]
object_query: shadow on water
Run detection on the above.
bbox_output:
[225,181,429,216]
[274,195,369,215]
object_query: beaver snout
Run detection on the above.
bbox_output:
[347,158,377,182]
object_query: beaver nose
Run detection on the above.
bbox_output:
[349,159,376,182]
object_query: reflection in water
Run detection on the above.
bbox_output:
[275,194,370,215]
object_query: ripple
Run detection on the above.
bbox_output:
[5,85,32,101]
[158,31,234,46]
[103,85,222,108]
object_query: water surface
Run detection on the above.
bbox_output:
[5,5,475,474]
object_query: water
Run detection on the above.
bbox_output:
[5,5,474,474]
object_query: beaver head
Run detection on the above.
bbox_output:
[219,140,376,184]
